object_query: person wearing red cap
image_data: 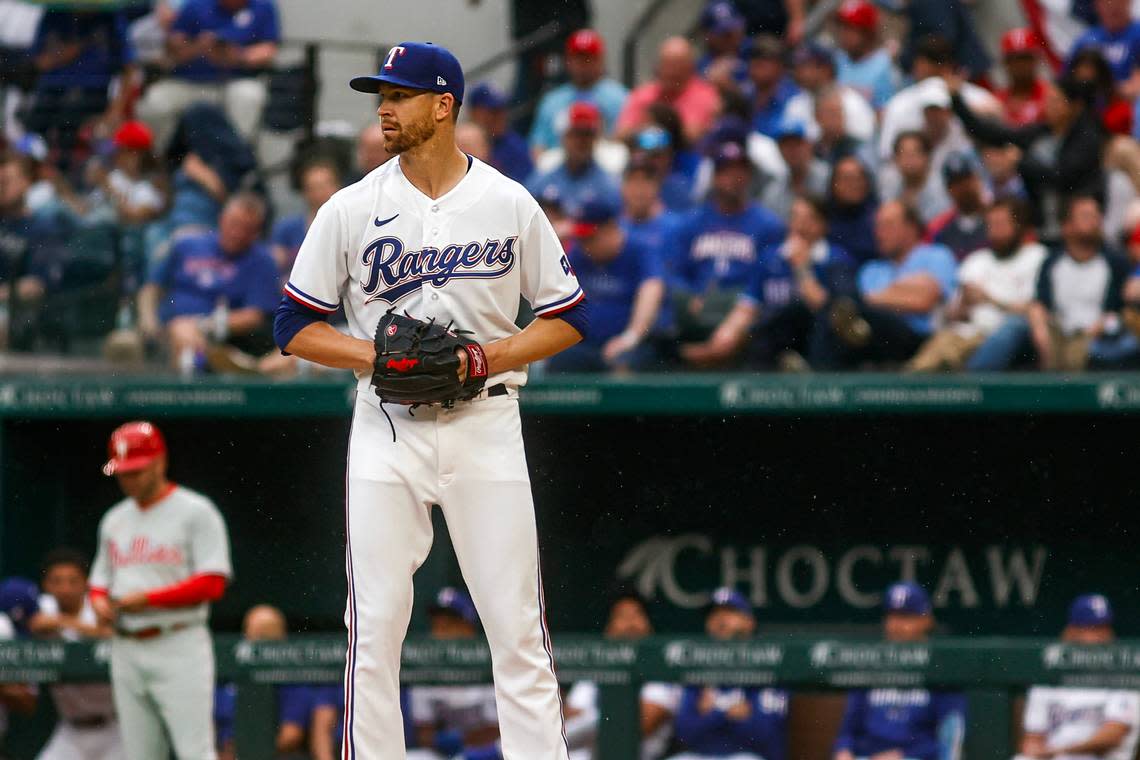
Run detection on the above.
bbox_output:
[528,28,629,153]
[833,0,900,110]
[91,121,168,227]
[526,100,621,212]
[89,421,232,760]
[996,28,1049,127]
[616,37,722,145]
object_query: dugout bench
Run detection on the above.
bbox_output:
[3,636,1140,759]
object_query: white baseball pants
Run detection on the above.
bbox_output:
[342,390,567,760]
[110,625,216,760]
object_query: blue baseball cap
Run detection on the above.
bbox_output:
[701,0,746,33]
[1069,594,1113,626]
[0,577,39,635]
[884,582,932,615]
[467,81,507,110]
[942,151,980,183]
[712,139,751,170]
[572,193,622,237]
[350,42,465,104]
[707,586,753,617]
[429,587,478,625]
[792,41,836,70]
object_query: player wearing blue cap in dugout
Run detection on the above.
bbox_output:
[669,587,789,760]
[0,578,41,742]
[408,588,501,760]
[833,582,967,760]
[1014,595,1140,760]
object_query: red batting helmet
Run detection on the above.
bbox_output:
[103,421,167,476]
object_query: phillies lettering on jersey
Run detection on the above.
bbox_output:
[360,235,518,304]
[109,538,186,568]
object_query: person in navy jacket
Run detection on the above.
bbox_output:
[832,583,967,760]
[670,588,789,760]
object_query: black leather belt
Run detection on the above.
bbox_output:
[67,715,111,729]
[487,383,507,397]
[115,621,191,640]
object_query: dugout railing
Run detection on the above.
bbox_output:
[3,636,1140,759]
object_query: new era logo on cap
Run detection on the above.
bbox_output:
[437,76,446,86]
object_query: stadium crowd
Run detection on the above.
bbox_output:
[4,0,1140,376]
[0,558,1134,760]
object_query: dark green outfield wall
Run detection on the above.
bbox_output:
[2,379,1136,637]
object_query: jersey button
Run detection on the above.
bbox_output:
[431,293,440,301]
[431,205,440,213]
[431,228,439,236]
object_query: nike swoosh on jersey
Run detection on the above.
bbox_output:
[374,213,400,227]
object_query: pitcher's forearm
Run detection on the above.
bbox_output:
[285,322,374,372]
[486,317,581,374]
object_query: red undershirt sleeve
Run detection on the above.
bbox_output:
[144,573,228,608]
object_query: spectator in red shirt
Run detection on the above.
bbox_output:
[616,36,722,145]
[997,28,1049,127]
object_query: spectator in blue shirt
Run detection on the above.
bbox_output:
[547,195,666,373]
[271,158,342,285]
[23,9,136,170]
[620,155,676,255]
[137,0,280,151]
[833,0,899,110]
[745,35,799,138]
[925,152,989,262]
[815,199,957,369]
[673,587,789,760]
[833,583,967,760]
[686,196,856,369]
[139,192,279,372]
[1068,0,1140,87]
[670,141,785,353]
[529,29,629,153]
[467,82,534,184]
[527,101,620,213]
[698,1,749,89]
[633,125,697,212]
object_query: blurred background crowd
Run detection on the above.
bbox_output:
[4,0,1140,378]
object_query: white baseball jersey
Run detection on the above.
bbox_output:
[284,154,584,391]
[89,484,232,631]
[1023,687,1140,760]
[37,594,116,721]
[409,685,498,733]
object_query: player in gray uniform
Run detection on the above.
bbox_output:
[90,421,233,760]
